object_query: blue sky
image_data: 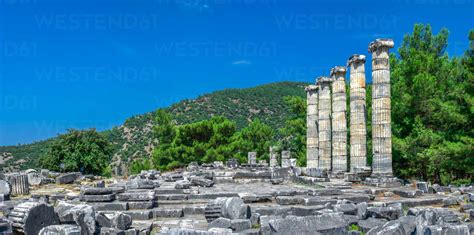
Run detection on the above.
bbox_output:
[0,0,472,146]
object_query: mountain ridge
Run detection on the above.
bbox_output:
[0,81,309,171]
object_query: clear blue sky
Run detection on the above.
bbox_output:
[0,0,472,146]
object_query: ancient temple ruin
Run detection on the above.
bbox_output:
[347,54,368,172]
[305,38,396,181]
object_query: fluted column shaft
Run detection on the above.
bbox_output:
[330,67,347,173]
[269,147,278,167]
[348,55,368,172]
[317,77,332,171]
[7,173,29,196]
[369,39,394,176]
[306,85,319,168]
[248,152,257,165]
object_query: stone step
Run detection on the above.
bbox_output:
[392,189,422,198]
[123,210,153,220]
[153,208,184,218]
[157,194,188,201]
[155,188,184,195]
[91,202,128,211]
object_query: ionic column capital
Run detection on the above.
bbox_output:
[368,39,394,53]
[347,54,366,66]
[305,85,319,92]
[316,76,333,85]
[329,66,347,78]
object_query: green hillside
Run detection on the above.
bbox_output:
[0,81,308,171]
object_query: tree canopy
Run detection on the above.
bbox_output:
[39,129,112,175]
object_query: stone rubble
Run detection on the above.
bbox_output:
[0,161,471,235]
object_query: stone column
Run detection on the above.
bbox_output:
[305,85,319,168]
[281,150,290,167]
[6,173,29,196]
[330,67,348,173]
[247,152,257,165]
[347,54,368,172]
[316,76,333,171]
[269,147,278,167]
[369,39,394,176]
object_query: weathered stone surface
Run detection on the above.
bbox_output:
[175,180,191,189]
[6,173,29,195]
[81,187,114,195]
[164,173,184,182]
[367,203,403,221]
[442,197,459,207]
[27,172,43,186]
[208,217,231,229]
[275,196,305,205]
[304,197,337,206]
[126,179,155,189]
[117,190,155,201]
[358,218,387,233]
[0,180,10,196]
[56,173,80,184]
[189,176,214,187]
[39,225,81,235]
[91,202,128,211]
[234,171,272,180]
[0,217,12,234]
[95,212,112,228]
[416,182,429,193]
[290,205,325,216]
[222,197,249,220]
[100,227,125,235]
[80,194,115,202]
[55,202,96,235]
[392,189,422,198]
[367,215,416,235]
[226,158,239,168]
[127,201,156,210]
[247,152,257,165]
[230,219,251,232]
[153,208,184,218]
[123,210,152,220]
[238,193,272,203]
[265,213,348,235]
[112,213,132,230]
[421,224,470,235]
[333,203,358,215]
[205,197,250,223]
[9,202,60,235]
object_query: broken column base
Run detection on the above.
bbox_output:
[330,171,346,179]
[344,167,372,183]
[364,175,402,188]
[304,168,328,178]
[294,168,329,185]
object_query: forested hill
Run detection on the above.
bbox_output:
[0,81,308,171]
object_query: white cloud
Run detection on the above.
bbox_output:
[231,60,251,65]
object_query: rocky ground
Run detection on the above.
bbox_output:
[0,163,473,235]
